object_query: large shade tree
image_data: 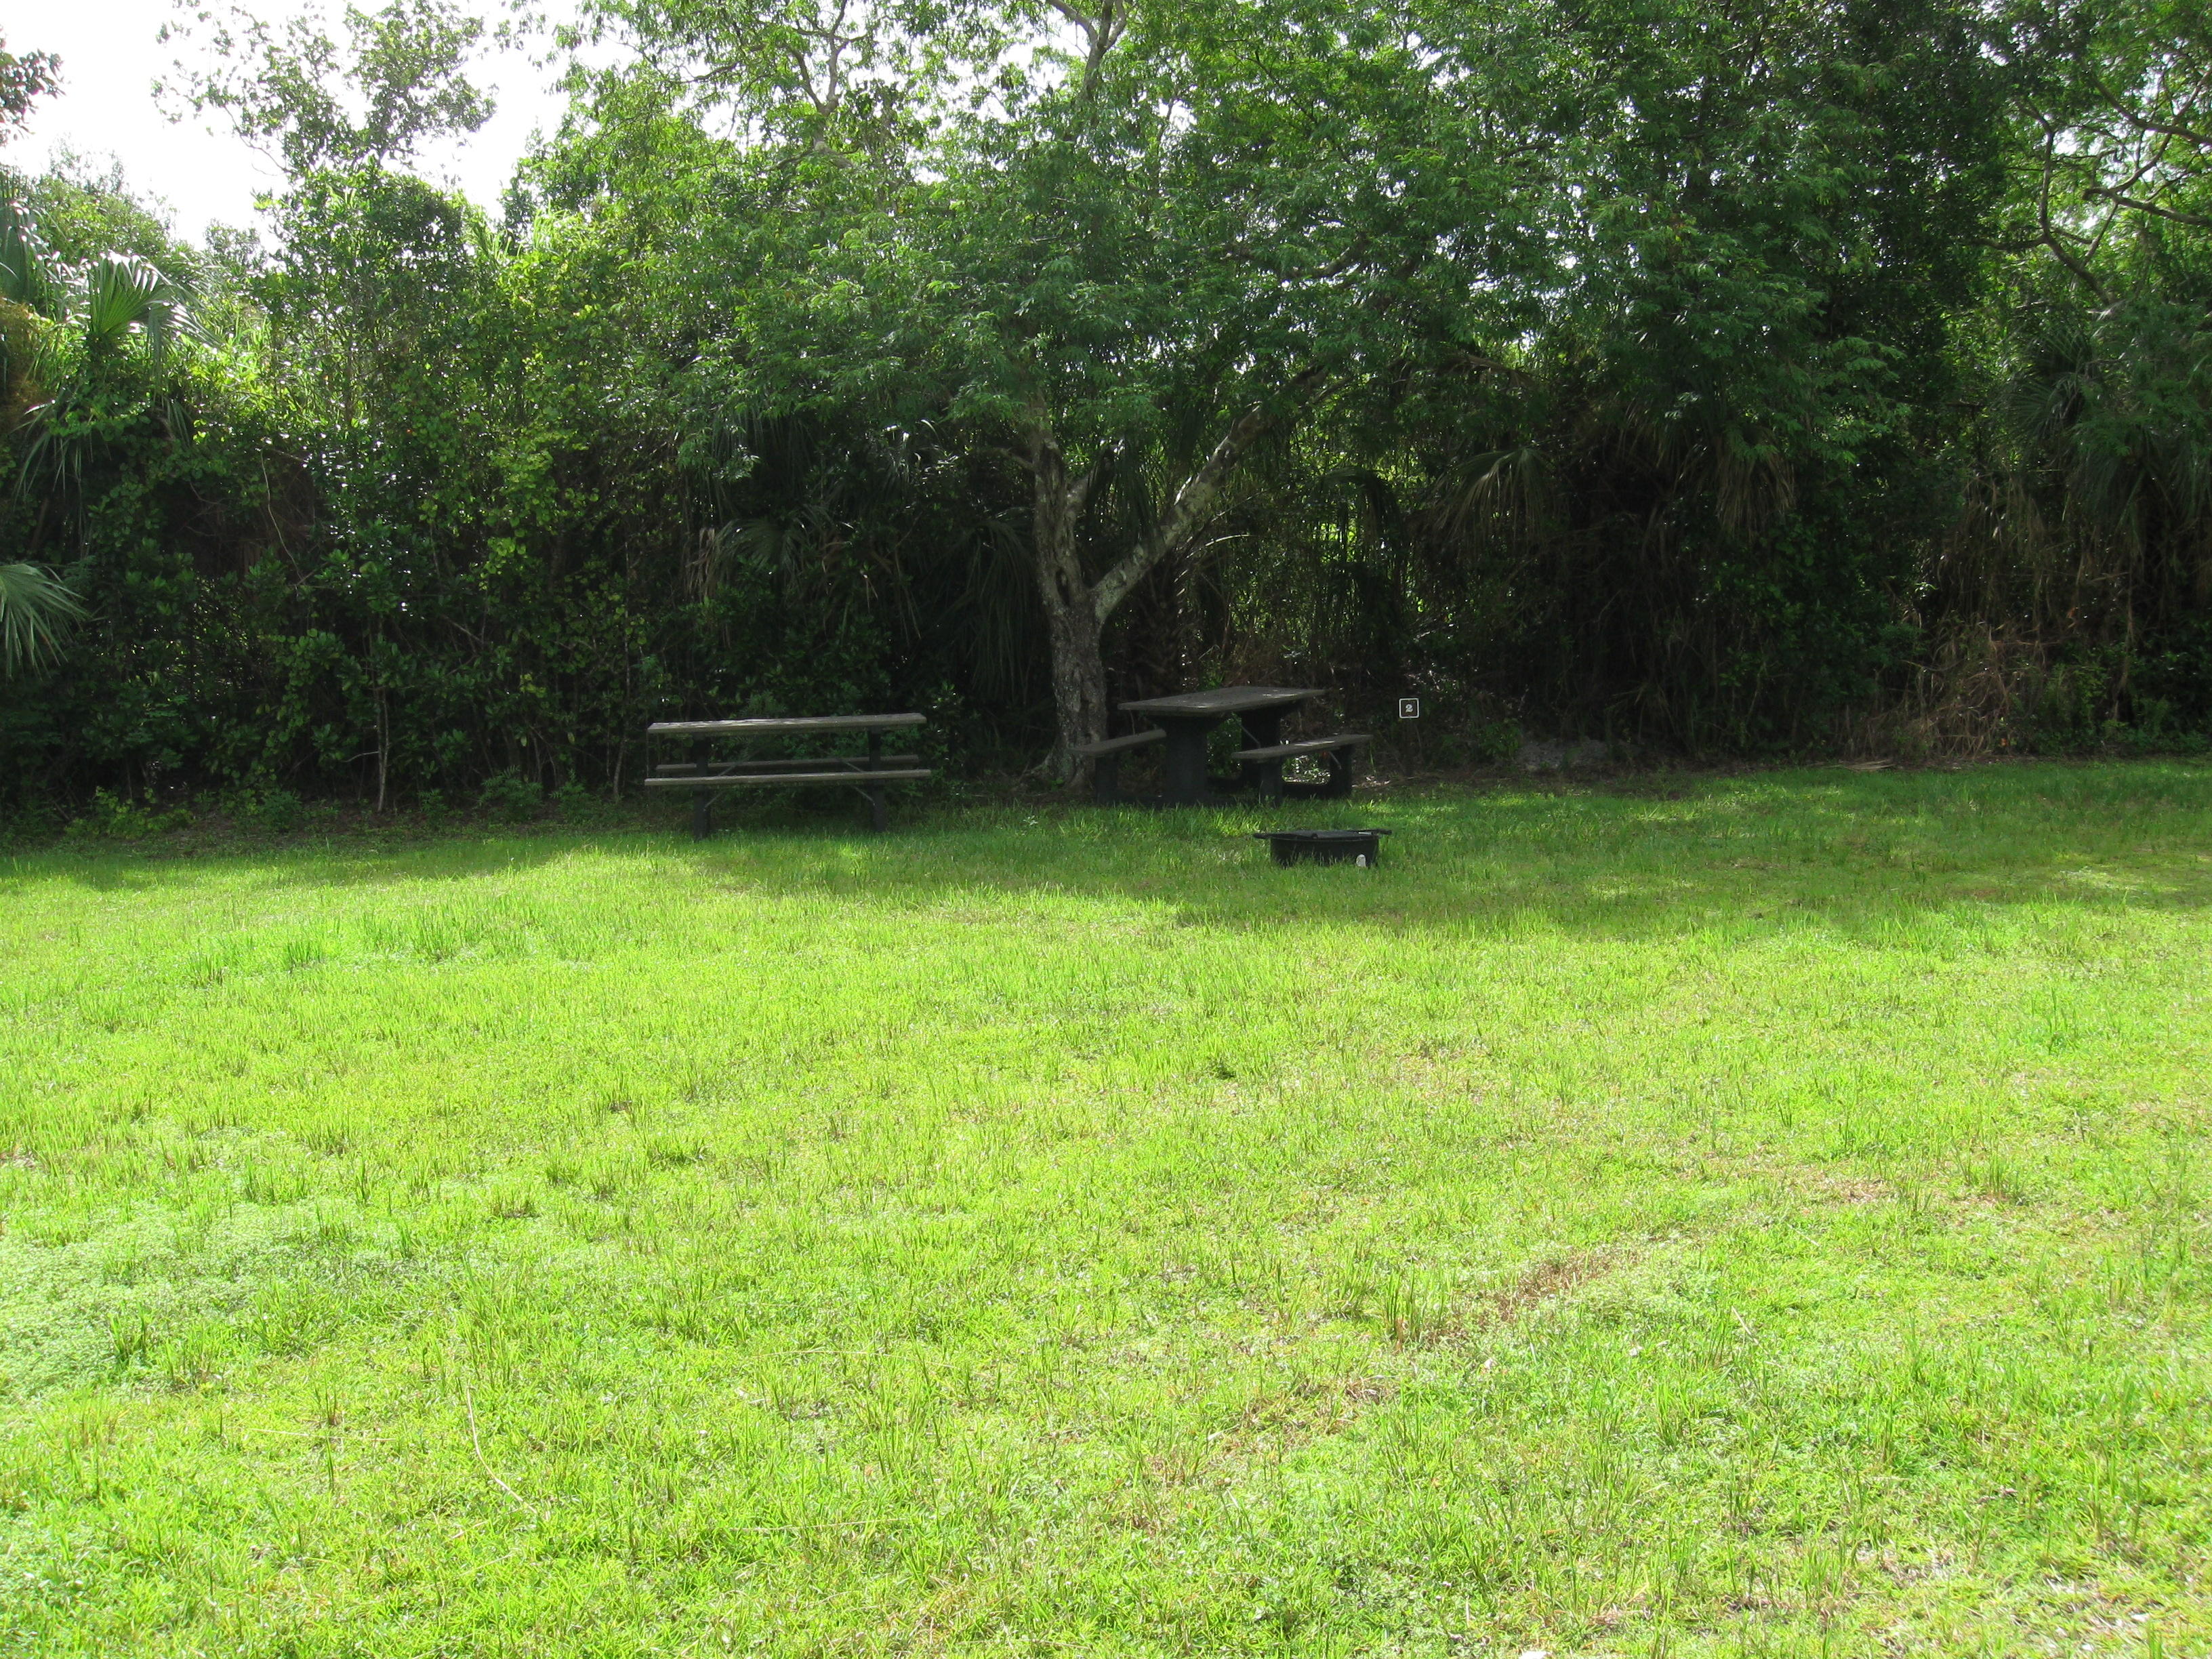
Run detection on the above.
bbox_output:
[586,0,1569,771]
[912,0,1567,771]
[588,0,2017,769]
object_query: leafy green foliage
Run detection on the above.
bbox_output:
[0,29,59,144]
[0,560,82,674]
[5,0,2212,817]
[162,0,494,172]
[71,253,201,369]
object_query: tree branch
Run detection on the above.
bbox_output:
[1067,459,1105,516]
[2089,84,2212,149]
[2034,127,2111,303]
[1090,365,1328,621]
[1046,0,1122,100]
[2083,186,2212,230]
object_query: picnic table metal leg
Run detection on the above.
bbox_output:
[1240,708,1286,798]
[1159,718,1212,806]
[1322,745,1354,798]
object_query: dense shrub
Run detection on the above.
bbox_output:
[5,0,2211,814]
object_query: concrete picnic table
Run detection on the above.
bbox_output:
[1118,685,1325,806]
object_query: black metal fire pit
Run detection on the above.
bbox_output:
[1252,828,1391,867]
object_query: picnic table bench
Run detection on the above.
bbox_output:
[644,714,928,838]
[1230,733,1373,800]
[1070,728,1166,806]
[1105,687,1371,806]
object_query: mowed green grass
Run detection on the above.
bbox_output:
[2,766,2209,1658]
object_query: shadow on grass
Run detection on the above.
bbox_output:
[10,759,2212,943]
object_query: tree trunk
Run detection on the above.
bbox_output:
[1029,426,1111,779]
[1027,375,1325,780]
[1040,571,1110,780]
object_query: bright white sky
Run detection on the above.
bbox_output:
[8,0,579,243]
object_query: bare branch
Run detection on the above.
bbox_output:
[1091,365,1328,621]
[2083,186,2212,230]
[1067,459,1105,516]
[2034,128,2111,302]
[1046,0,1122,100]
[2089,86,2212,150]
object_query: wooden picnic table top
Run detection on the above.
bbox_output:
[648,714,926,737]
[1118,686,1324,720]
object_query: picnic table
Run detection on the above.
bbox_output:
[1105,686,1371,806]
[643,714,928,838]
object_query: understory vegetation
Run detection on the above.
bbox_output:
[1,763,2208,1654]
[4,0,2212,814]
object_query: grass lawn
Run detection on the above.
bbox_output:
[2,762,2209,1657]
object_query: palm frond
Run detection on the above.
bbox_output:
[75,253,205,375]
[0,184,59,314]
[0,560,85,676]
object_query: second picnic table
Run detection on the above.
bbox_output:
[643,714,928,838]
[1109,685,1370,807]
